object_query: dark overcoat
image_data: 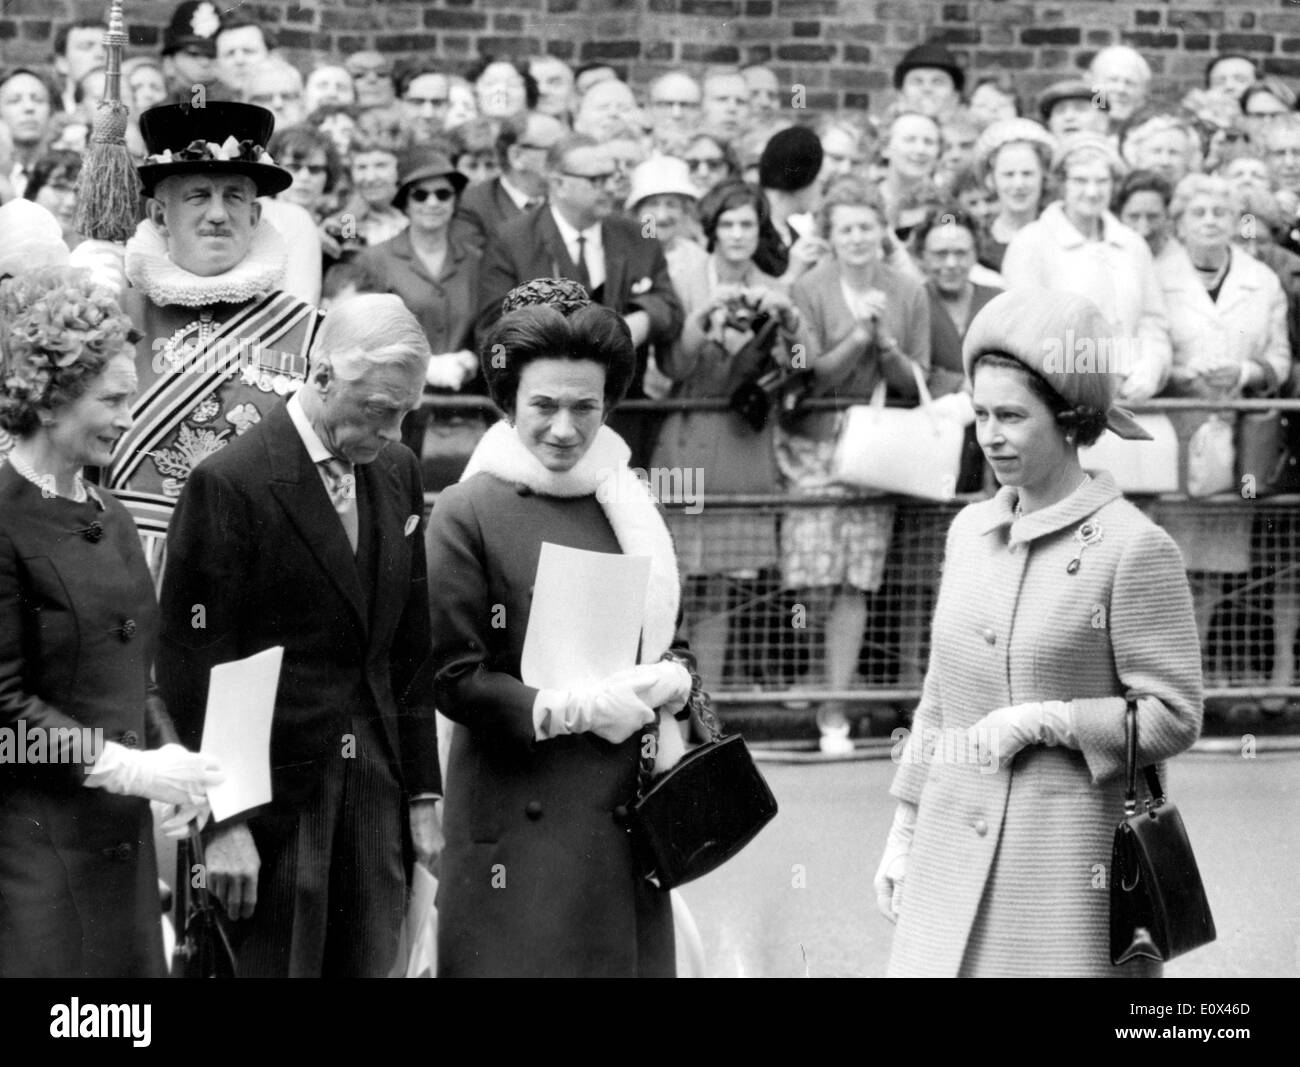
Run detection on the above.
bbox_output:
[0,465,174,977]
[426,472,675,977]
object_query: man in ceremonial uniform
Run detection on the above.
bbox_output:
[99,100,323,561]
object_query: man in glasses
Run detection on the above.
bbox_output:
[400,68,453,147]
[345,50,398,111]
[455,110,567,249]
[475,133,683,466]
[648,70,702,154]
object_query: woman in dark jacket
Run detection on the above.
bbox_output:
[425,279,706,977]
[0,266,220,977]
[351,147,484,487]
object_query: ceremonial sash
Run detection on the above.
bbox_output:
[108,290,314,493]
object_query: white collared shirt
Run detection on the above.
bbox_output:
[549,205,605,292]
[287,390,346,501]
[498,173,534,212]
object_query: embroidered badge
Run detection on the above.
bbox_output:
[226,403,261,436]
[1066,520,1104,574]
[189,396,221,424]
[150,423,231,495]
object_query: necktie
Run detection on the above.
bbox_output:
[319,457,359,554]
[574,234,591,292]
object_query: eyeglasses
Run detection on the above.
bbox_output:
[408,187,455,203]
[652,99,700,111]
[406,96,450,108]
[685,157,727,172]
[561,171,618,188]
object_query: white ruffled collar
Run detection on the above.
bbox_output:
[124,217,288,308]
[460,420,681,662]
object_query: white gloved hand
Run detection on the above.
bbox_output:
[873,802,917,923]
[86,742,224,806]
[151,796,213,839]
[426,352,473,389]
[532,679,657,744]
[967,700,1076,772]
[604,660,692,717]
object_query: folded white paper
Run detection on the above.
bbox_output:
[201,645,282,823]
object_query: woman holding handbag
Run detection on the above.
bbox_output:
[1150,173,1290,672]
[780,178,931,753]
[648,179,807,691]
[872,287,1204,976]
[425,278,713,977]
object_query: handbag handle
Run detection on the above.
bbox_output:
[1123,697,1166,815]
[636,652,721,798]
[870,359,934,412]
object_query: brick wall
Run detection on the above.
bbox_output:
[2,0,1298,112]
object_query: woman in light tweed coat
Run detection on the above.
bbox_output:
[873,288,1204,977]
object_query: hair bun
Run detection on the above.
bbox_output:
[501,277,592,317]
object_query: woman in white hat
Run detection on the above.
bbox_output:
[872,286,1203,976]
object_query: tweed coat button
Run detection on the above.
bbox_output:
[982,628,997,645]
[525,800,543,820]
[119,618,137,641]
[973,818,988,836]
[120,730,140,748]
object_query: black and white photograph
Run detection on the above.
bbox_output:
[0,0,1296,1029]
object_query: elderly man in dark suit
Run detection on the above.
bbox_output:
[475,133,684,466]
[453,110,566,251]
[158,294,441,978]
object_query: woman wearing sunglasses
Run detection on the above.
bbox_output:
[351,148,485,483]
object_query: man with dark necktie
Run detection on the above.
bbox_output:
[158,294,442,977]
[475,133,683,467]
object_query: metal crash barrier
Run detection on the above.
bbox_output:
[419,394,1300,718]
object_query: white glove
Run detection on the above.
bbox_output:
[151,796,213,839]
[426,350,478,390]
[604,660,692,717]
[873,802,917,923]
[967,700,1076,772]
[86,742,224,806]
[532,679,657,744]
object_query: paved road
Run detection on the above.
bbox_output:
[673,747,1300,978]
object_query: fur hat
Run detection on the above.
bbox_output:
[963,287,1152,440]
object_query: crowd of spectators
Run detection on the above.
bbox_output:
[6,3,1300,740]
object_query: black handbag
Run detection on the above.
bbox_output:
[1237,410,1300,497]
[172,826,237,978]
[628,665,778,890]
[1109,700,1216,966]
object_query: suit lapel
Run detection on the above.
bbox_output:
[263,404,369,634]
[536,209,577,280]
[602,221,627,309]
[359,451,407,635]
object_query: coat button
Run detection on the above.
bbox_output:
[120,730,140,749]
[982,628,997,645]
[104,842,133,861]
[82,521,104,543]
[119,619,137,641]
[612,804,629,823]
[973,818,988,836]
[516,485,533,496]
[525,800,543,820]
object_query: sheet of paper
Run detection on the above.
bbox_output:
[521,542,650,691]
[201,645,282,823]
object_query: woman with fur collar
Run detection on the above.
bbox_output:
[426,278,706,977]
